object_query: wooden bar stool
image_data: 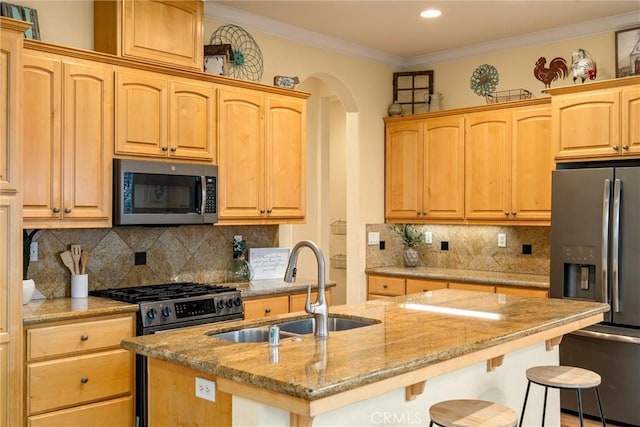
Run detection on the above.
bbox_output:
[429,399,518,427]
[519,365,605,427]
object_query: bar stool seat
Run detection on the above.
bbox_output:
[429,399,518,427]
[519,365,605,427]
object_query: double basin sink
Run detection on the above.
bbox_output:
[210,315,379,343]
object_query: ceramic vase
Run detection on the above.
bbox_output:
[403,248,420,268]
[22,279,35,304]
[387,101,402,117]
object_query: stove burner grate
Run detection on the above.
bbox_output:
[90,282,238,303]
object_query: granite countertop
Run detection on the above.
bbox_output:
[23,296,139,325]
[366,266,550,289]
[121,289,607,401]
[22,279,335,324]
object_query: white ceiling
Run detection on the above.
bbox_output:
[205,1,640,67]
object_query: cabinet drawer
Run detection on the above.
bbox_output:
[405,279,448,294]
[495,286,549,298]
[448,282,495,293]
[27,349,133,415]
[27,316,134,360]
[243,296,289,320]
[289,291,332,313]
[28,396,133,427]
[368,276,405,296]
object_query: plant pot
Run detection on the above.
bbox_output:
[403,247,420,268]
[22,279,35,304]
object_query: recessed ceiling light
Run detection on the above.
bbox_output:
[420,8,442,19]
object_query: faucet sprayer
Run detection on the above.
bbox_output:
[283,240,328,338]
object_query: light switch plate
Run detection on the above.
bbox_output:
[424,231,433,244]
[498,233,507,248]
[368,232,380,245]
[30,242,38,262]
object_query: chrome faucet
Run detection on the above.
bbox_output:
[284,240,329,338]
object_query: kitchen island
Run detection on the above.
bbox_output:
[121,289,608,426]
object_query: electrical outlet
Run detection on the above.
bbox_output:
[195,377,216,402]
[233,235,242,242]
[424,231,433,244]
[498,233,507,248]
[29,242,38,262]
[368,232,380,245]
[522,244,532,255]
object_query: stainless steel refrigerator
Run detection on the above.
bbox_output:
[551,165,640,426]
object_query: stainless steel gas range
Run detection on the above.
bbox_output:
[90,282,244,427]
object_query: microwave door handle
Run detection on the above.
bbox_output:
[612,178,621,313]
[602,179,610,305]
[200,176,206,215]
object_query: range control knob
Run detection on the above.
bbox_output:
[146,308,157,320]
[217,300,225,310]
[161,306,171,318]
[225,299,233,308]
[233,297,242,307]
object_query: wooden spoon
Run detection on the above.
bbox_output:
[60,251,76,275]
[70,244,81,275]
[80,250,89,274]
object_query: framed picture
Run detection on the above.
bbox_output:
[0,2,40,40]
[203,44,233,76]
[615,26,640,77]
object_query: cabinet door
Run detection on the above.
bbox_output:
[123,0,203,70]
[169,80,215,161]
[265,95,306,219]
[448,282,495,293]
[465,112,511,220]
[621,85,640,156]
[495,286,548,298]
[217,88,264,219]
[28,396,134,427]
[243,296,289,320]
[553,89,620,159]
[290,291,332,313]
[511,106,552,220]
[385,121,422,220]
[115,69,168,157]
[61,60,112,222]
[23,54,62,220]
[424,116,465,220]
[406,278,448,294]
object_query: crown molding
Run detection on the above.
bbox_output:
[204,4,639,69]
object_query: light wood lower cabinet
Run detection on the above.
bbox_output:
[368,274,548,299]
[147,358,231,426]
[24,314,135,425]
[244,290,333,320]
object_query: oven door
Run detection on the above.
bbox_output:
[136,317,239,427]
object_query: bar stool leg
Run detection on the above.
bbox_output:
[519,381,532,427]
[577,389,584,427]
[594,387,606,427]
[541,386,548,427]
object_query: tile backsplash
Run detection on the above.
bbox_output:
[26,225,278,298]
[366,224,550,275]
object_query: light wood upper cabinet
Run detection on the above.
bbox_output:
[218,87,306,223]
[115,68,215,161]
[465,111,511,220]
[23,51,112,228]
[550,78,640,161]
[94,0,203,70]
[385,116,464,222]
[465,106,552,222]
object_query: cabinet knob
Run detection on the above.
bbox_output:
[266,209,272,214]
[80,335,88,341]
[512,211,517,216]
[612,145,619,151]
[504,211,509,216]
[264,308,271,314]
[64,208,72,214]
[623,145,630,150]
[383,284,388,289]
[161,146,168,151]
[53,207,60,213]
[170,147,176,152]
[260,209,265,214]
[80,377,88,384]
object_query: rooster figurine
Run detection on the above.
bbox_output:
[571,49,597,83]
[534,57,568,88]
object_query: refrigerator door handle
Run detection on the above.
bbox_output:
[571,329,640,345]
[612,178,621,313]
[601,179,610,305]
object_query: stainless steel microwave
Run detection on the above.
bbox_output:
[113,159,218,225]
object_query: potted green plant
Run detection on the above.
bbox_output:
[390,224,424,267]
[22,229,38,304]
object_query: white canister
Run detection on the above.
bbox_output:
[71,274,89,298]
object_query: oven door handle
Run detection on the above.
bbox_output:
[571,329,640,344]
